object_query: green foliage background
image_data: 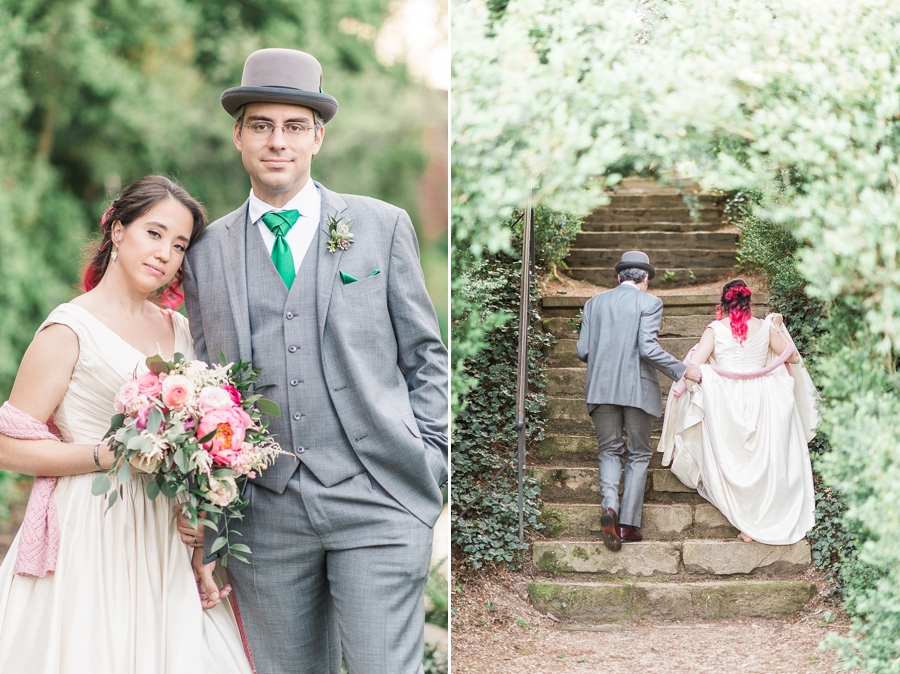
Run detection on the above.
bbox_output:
[452,0,900,668]
[0,0,448,404]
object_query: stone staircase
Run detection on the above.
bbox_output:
[567,178,739,286]
[527,293,817,622]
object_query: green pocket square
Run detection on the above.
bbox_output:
[340,269,380,284]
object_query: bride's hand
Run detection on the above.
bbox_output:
[96,438,116,471]
[175,505,205,548]
[191,547,231,610]
[769,313,785,328]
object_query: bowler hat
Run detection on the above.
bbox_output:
[614,250,656,280]
[221,48,339,123]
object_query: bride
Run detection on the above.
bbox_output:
[0,176,253,673]
[660,279,817,545]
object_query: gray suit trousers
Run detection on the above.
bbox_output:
[228,466,434,674]
[590,404,653,527]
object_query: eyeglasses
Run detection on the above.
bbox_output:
[241,121,317,139]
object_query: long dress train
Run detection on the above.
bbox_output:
[0,304,253,673]
[659,317,816,545]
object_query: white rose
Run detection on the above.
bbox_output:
[198,386,234,413]
[204,475,238,507]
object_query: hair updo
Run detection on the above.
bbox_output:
[716,279,752,344]
[81,176,207,310]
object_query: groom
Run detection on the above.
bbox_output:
[182,48,448,673]
[576,251,700,552]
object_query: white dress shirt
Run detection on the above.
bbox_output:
[249,178,322,272]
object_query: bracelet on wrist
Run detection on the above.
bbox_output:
[93,443,103,471]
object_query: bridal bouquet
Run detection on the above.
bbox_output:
[93,353,284,564]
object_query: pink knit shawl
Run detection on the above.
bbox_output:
[671,343,796,398]
[0,402,61,577]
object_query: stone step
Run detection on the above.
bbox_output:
[601,194,722,209]
[610,177,702,194]
[580,221,724,233]
[546,503,739,540]
[532,539,811,577]
[528,580,817,622]
[540,294,766,318]
[567,248,738,269]
[546,337,696,369]
[535,432,669,464]
[574,231,738,250]
[585,208,722,224]
[533,466,700,502]
[569,267,735,286]
[542,314,715,340]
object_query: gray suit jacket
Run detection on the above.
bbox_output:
[576,283,686,418]
[182,183,448,527]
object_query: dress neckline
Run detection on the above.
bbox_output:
[62,303,178,361]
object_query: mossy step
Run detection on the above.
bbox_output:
[599,194,722,209]
[535,433,667,464]
[580,221,724,233]
[567,248,737,269]
[542,315,717,340]
[528,580,816,621]
[546,337,696,368]
[544,503,739,540]
[532,539,811,577]
[584,208,722,224]
[574,231,738,249]
[534,466,700,502]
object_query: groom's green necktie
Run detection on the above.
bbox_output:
[261,210,301,288]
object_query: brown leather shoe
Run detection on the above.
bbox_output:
[600,508,622,552]
[617,525,643,543]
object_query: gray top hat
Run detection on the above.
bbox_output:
[614,250,656,280]
[221,48,339,123]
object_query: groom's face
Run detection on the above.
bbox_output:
[233,102,324,203]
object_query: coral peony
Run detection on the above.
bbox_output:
[197,407,252,454]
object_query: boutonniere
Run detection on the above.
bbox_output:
[324,213,354,254]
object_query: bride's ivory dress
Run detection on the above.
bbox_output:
[660,317,816,545]
[0,304,252,673]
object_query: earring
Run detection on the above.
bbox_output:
[110,246,118,262]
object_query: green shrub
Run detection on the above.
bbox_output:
[451,255,551,569]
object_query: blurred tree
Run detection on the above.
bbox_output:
[0,0,444,400]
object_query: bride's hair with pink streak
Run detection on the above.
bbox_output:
[81,176,207,310]
[716,279,752,344]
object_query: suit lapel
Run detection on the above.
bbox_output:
[219,201,252,362]
[315,183,349,342]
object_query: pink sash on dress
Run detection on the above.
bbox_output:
[0,401,61,577]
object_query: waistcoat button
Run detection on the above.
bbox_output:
[286,312,294,319]
[290,379,299,386]
[288,345,298,353]
[295,446,306,454]
[293,412,302,421]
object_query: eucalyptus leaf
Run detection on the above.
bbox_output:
[145,480,160,500]
[256,398,281,417]
[92,473,111,495]
[147,408,163,434]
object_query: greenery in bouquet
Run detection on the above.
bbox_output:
[92,352,284,565]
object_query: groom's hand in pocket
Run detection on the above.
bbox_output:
[191,547,232,610]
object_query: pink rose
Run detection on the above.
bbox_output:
[114,381,140,414]
[198,386,233,413]
[223,385,242,406]
[161,374,194,410]
[135,372,162,398]
[197,407,252,454]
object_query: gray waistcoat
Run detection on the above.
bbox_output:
[246,217,365,491]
